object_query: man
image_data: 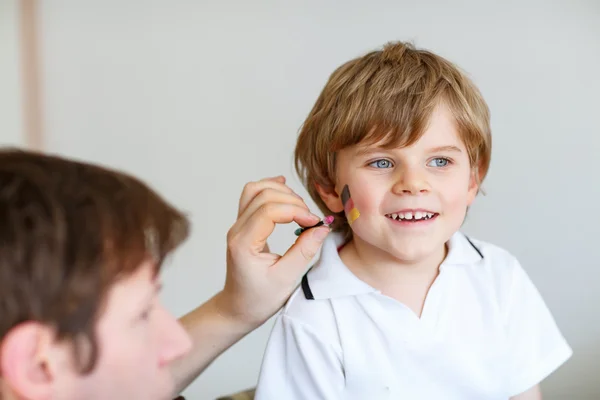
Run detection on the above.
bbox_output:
[0,148,330,399]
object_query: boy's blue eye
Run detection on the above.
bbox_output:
[369,159,393,168]
[427,158,450,167]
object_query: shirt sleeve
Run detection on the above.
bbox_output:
[254,313,345,400]
[504,258,573,396]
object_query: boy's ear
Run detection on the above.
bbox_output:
[315,183,344,213]
[466,167,480,205]
[1,322,57,400]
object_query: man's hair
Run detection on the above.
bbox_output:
[294,41,492,239]
[0,149,190,373]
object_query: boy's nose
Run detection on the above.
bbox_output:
[392,168,430,195]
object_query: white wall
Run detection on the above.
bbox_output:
[0,0,24,147]
[36,1,599,399]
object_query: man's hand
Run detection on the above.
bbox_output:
[171,176,330,395]
[216,175,330,329]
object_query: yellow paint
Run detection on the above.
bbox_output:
[347,208,360,225]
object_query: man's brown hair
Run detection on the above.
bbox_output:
[0,148,189,373]
[294,41,492,238]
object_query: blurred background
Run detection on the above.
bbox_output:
[1,0,599,398]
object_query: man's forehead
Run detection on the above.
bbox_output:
[105,262,159,305]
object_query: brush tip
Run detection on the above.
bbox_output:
[323,215,335,225]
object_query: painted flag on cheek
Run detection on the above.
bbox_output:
[341,185,360,225]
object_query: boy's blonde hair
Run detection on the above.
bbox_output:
[294,41,492,238]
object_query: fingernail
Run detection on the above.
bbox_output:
[308,213,320,222]
[312,227,330,241]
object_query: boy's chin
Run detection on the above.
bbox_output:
[378,236,446,264]
[396,248,442,264]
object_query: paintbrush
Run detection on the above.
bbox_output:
[294,215,334,236]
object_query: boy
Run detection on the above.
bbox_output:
[0,149,329,399]
[254,42,572,399]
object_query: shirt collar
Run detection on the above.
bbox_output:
[304,231,484,300]
[442,231,485,267]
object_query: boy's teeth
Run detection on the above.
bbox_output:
[388,212,436,221]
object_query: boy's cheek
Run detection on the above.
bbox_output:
[340,179,382,217]
[343,190,380,227]
[338,184,359,225]
[439,179,473,206]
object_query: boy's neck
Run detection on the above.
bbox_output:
[339,235,447,290]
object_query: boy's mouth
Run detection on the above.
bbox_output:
[385,211,439,222]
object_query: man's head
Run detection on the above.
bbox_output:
[0,149,192,399]
[295,41,491,261]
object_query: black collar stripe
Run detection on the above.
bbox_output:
[301,273,315,300]
[464,235,484,259]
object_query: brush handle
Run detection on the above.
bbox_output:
[294,220,324,236]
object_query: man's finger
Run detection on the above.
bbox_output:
[229,203,320,253]
[238,179,301,216]
[237,189,308,228]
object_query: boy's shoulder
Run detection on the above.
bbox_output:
[439,230,517,267]
[460,233,520,266]
[277,285,342,350]
[281,284,334,321]
[277,232,368,345]
[451,232,534,306]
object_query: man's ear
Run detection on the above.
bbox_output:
[1,322,57,400]
[315,183,344,213]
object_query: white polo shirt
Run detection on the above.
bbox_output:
[255,231,572,400]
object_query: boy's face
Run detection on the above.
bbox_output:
[1,261,192,400]
[323,103,478,263]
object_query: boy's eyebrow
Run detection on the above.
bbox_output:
[355,146,388,157]
[355,145,463,156]
[429,145,463,153]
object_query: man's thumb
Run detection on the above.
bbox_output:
[279,227,330,272]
